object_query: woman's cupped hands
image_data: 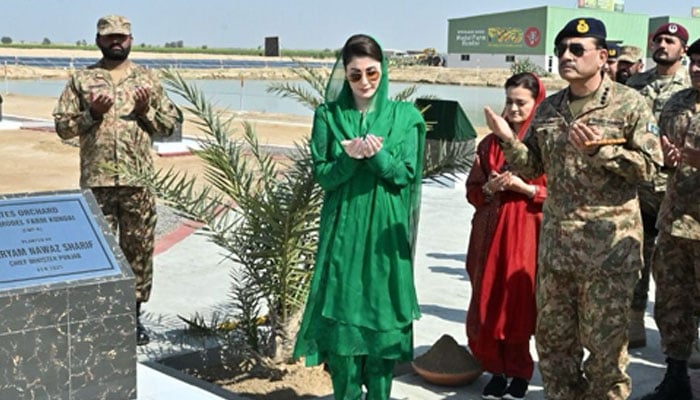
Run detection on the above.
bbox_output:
[341,134,384,159]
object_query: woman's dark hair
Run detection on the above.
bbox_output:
[504,72,540,99]
[341,34,382,67]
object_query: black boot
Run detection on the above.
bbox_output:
[638,358,692,400]
[136,302,150,346]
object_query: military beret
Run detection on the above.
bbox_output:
[97,15,131,36]
[606,42,620,60]
[555,18,607,46]
[687,38,700,57]
[652,23,688,43]
[618,45,643,63]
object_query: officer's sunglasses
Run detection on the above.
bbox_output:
[555,42,597,58]
[347,67,381,83]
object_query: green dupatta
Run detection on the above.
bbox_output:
[294,36,426,365]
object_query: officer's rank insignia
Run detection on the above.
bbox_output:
[577,20,589,33]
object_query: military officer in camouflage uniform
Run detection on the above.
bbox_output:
[616,45,644,84]
[637,37,700,400]
[624,22,690,350]
[53,15,182,346]
[484,17,662,399]
[605,41,621,81]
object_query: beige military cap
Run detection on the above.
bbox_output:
[618,46,643,63]
[97,15,131,36]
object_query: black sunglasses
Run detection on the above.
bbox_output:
[555,42,597,58]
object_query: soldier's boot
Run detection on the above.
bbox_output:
[136,302,150,346]
[628,310,647,349]
[637,358,692,400]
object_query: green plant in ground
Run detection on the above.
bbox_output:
[511,57,550,77]
[116,64,474,369]
[114,70,322,364]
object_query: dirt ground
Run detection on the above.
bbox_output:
[0,93,313,195]
[218,363,333,399]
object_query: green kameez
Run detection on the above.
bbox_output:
[294,45,426,366]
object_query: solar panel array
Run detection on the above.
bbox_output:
[0,55,334,70]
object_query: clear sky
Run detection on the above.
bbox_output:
[0,0,694,52]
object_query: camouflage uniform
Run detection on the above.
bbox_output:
[653,88,700,360]
[625,67,690,312]
[500,76,663,399]
[53,60,181,302]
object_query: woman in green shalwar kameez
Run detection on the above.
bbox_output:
[293,34,426,399]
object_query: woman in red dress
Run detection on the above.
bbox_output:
[465,72,547,400]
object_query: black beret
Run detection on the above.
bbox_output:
[555,18,607,46]
[606,42,620,60]
[688,38,700,58]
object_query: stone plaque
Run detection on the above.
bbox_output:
[0,190,136,400]
[0,192,122,290]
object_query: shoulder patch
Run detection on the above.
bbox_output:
[646,122,659,136]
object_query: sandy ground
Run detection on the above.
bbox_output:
[0,92,315,195]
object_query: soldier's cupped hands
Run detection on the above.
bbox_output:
[133,86,151,116]
[89,92,114,118]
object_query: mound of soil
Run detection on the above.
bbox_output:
[413,334,481,374]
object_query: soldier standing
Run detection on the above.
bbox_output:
[637,37,700,400]
[616,45,644,84]
[625,22,689,350]
[484,17,662,399]
[53,15,182,346]
[605,41,621,81]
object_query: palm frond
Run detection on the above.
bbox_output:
[265,82,323,112]
[392,85,419,101]
[422,139,476,180]
[264,59,329,112]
